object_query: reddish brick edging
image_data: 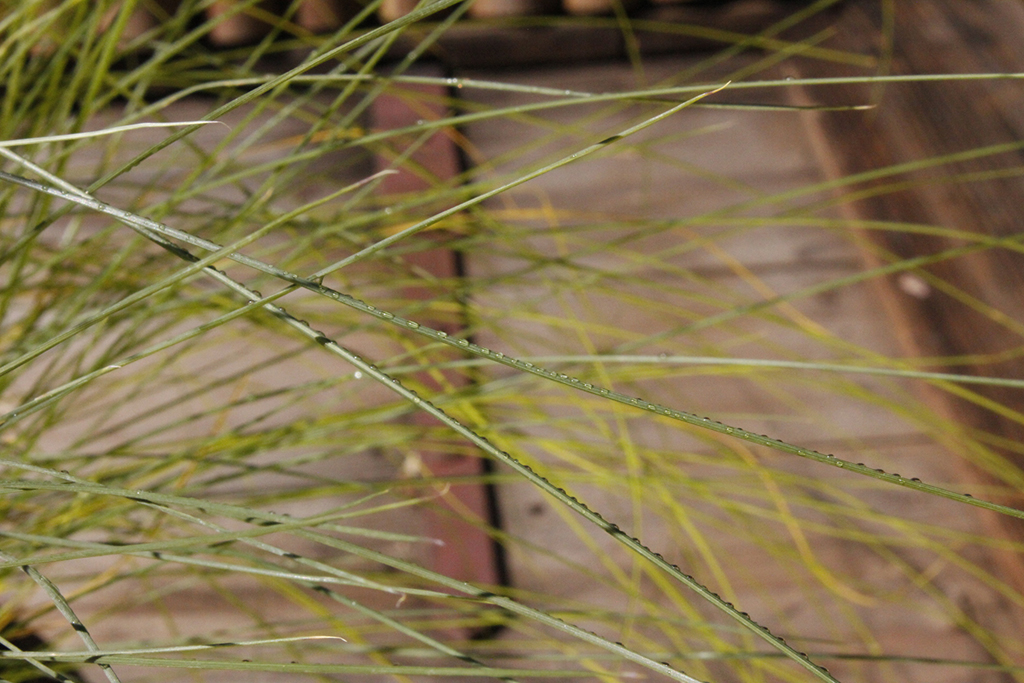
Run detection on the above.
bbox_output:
[370,70,509,632]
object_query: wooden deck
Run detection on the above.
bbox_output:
[9,2,1024,681]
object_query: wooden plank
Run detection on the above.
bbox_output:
[458,55,1022,677]
[105,1,844,73]
[385,2,843,68]
[792,0,1024,593]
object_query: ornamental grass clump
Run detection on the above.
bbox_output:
[1,2,1023,682]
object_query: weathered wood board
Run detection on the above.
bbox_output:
[793,0,1024,598]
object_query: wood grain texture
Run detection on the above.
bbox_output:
[794,0,1024,591]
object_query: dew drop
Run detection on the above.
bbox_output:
[438,331,448,338]
[381,312,394,319]
[583,383,593,389]
[494,352,504,359]
[523,362,534,368]
[458,339,469,346]
[558,373,568,379]
[408,321,420,329]
[353,371,363,379]
[910,477,921,482]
